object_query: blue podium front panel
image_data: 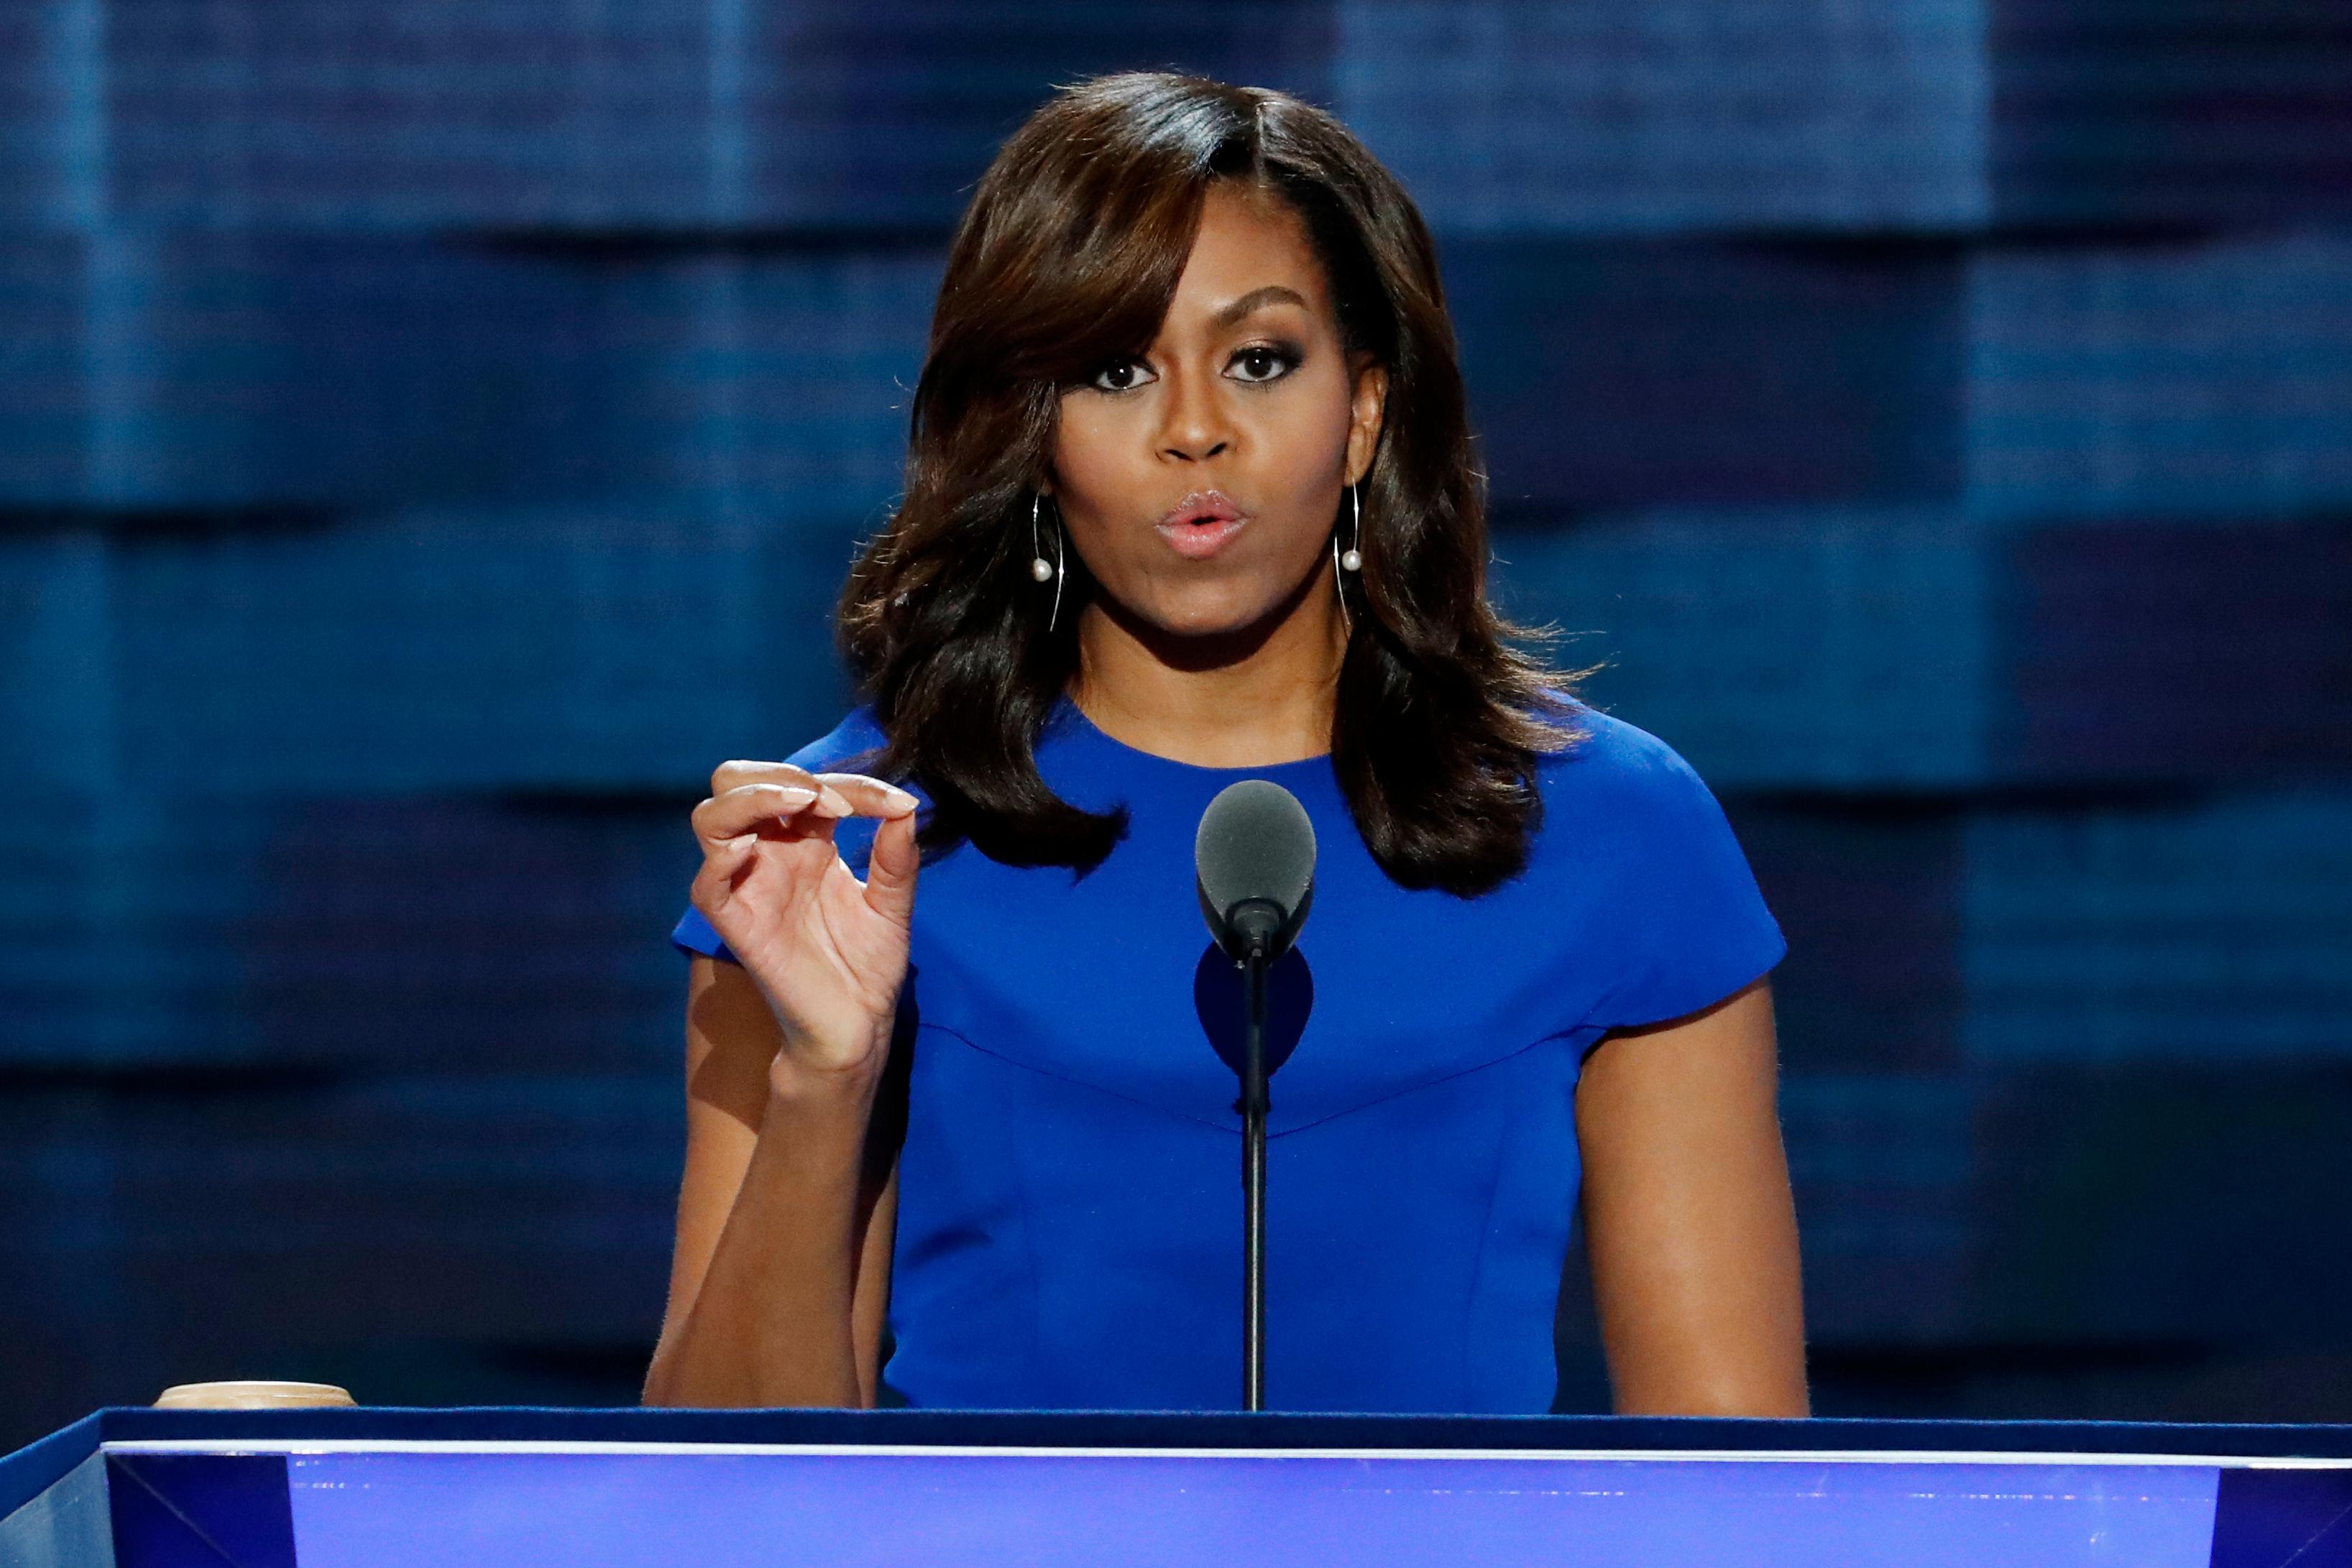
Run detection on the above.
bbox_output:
[99,1439,2247,1567]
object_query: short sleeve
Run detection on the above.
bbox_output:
[669,707,891,968]
[671,902,735,963]
[1569,713,1787,1032]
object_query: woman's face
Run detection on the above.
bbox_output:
[1047,182,1388,644]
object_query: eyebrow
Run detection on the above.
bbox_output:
[1210,285,1311,330]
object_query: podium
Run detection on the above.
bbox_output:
[6,1407,2351,1566]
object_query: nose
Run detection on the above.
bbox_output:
[1157,364,1234,463]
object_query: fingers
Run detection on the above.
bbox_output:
[709,759,820,795]
[690,769,919,859]
[813,773,921,820]
[694,831,763,892]
[863,810,921,927]
[686,764,924,931]
[692,782,820,849]
[707,762,915,821]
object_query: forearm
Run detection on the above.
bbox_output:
[1590,1176,1809,1418]
[1579,981,1810,1418]
[643,1070,879,1408]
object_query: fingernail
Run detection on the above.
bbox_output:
[884,786,919,811]
[771,785,817,803]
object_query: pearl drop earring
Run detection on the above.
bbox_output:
[1030,492,1065,632]
[1332,481,1364,641]
[1030,494,1055,581]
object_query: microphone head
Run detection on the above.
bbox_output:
[1195,780,1316,962]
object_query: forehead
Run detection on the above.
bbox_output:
[1164,183,1330,318]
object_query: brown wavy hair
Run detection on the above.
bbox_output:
[838,70,1584,897]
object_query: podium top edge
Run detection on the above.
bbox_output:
[69,1406,2352,1462]
[17,1408,2352,1516]
[90,1436,2352,1470]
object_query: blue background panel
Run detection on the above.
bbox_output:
[1962,791,2352,1063]
[1778,1074,1980,1346]
[1494,512,2352,791]
[1990,0,2352,228]
[1491,510,1992,789]
[0,2,103,231]
[0,511,858,802]
[1995,519,2352,783]
[1453,245,1965,511]
[0,1074,677,1423]
[1334,0,1991,234]
[1727,803,1967,1073]
[27,1,2352,238]
[0,237,97,498]
[104,1,745,231]
[0,234,934,511]
[1966,234,2352,520]
[90,1,1334,233]
[0,794,697,1071]
[1970,1067,2352,1356]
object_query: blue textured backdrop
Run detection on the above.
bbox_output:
[3,0,2349,1443]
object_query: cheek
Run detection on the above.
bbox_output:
[1047,415,1144,588]
[1051,400,1134,501]
[1272,395,1354,484]
[1250,391,1356,541]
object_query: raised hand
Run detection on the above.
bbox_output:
[688,761,922,1081]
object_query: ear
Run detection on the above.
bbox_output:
[1344,354,1389,486]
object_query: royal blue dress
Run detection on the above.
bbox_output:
[671,696,1784,1413]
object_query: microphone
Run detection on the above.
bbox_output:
[1194,779,1315,1412]
[1195,780,1316,964]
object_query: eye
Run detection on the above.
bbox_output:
[1088,356,1157,394]
[1229,343,1300,384]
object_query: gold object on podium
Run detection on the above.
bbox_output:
[153,1381,357,1410]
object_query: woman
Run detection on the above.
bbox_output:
[643,72,1806,1416]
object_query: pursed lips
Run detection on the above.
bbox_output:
[1156,492,1249,561]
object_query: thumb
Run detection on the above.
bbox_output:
[863,810,920,928]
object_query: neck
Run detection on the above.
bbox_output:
[1070,568,1346,768]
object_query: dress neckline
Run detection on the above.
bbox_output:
[1049,693,1335,780]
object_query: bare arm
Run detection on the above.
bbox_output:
[640,956,899,1407]
[1575,977,1809,1416]
[639,762,919,1408]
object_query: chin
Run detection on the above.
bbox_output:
[1145,589,1281,640]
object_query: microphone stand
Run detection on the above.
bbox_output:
[1196,779,1315,1416]
[1241,945,1269,1412]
